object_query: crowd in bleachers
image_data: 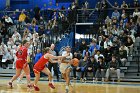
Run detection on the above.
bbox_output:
[0,0,140,82]
[73,0,140,82]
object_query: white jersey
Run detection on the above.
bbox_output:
[60,51,73,73]
[62,51,73,62]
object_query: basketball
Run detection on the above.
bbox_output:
[72,58,79,66]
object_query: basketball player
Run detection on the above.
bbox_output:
[8,40,31,88]
[33,47,69,91]
[60,46,73,92]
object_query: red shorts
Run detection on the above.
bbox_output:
[33,65,45,74]
[16,60,27,69]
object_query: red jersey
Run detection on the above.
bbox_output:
[33,54,49,73]
[16,46,28,62]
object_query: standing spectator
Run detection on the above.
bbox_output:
[106,56,120,82]
[33,5,41,21]
[34,49,42,65]
[113,2,119,8]
[121,1,128,9]
[19,11,26,26]
[48,44,59,81]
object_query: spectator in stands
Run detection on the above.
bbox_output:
[95,2,101,11]
[94,50,104,62]
[125,36,134,56]
[106,55,120,82]
[73,56,88,82]
[82,47,91,58]
[132,0,139,8]
[119,44,127,66]
[97,36,104,51]
[12,30,21,42]
[14,36,21,46]
[122,14,128,28]
[34,49,42,65]
[33,5,40,20]
[95,56,106,82]
[19,11,26,23]
[133,8,140,22]
[5,15,13,27]
[113,2,119,8]
[121,1,128,9]
[89,40,100,55]
[103,45,113,64]
[7,38,14,49]
[104,36,113,49]
[79,40,87,53]
[105,16,112,28]
[111,9,120,20]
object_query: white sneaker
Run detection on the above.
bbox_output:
[65,86,69,93]
[17,78,23,84]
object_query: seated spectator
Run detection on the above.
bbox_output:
[94,50,104,62]
[7,38,14,49]
[5,15,13,27]
[82,47,91,58]
[72,56,88,82]
[97,36,104,51]
[106,55,120,82]
[122,14,128,28]
[132,0,139,8]
[103,45,113,64]
[125,36,134,56]
[133,8,140,22]
[85,56,97,81]
[104,36,113,49]
[111,9,120,20]
[89,40,100,55]
[119,44,127,66]
[121,1,128,9]
[105,16,112,28]
[12,30,21,42]
[95,56,106,82]
[113,2,119,8]
[79,40,87,53]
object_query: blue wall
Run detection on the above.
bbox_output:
[10,0,71,10]
[0,0,6,10]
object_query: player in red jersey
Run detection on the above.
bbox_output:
[33,47,69,91]
[8,40,31,88]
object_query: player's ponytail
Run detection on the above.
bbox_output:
[43,47,50,54]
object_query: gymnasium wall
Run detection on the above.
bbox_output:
[0,0,139,10]
[0,0,6,10]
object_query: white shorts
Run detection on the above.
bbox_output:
[59,63,72,74]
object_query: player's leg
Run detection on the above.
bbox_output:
[33,70,40,91]
[42,67,55,89]
[8,68,22,87]
[65,68,71,92]
[23,64,31,87]
[65,68,71,86]
[17,71,25,83]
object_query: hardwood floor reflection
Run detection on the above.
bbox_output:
[0,79,140,93]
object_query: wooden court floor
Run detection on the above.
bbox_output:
[0,79,140,93]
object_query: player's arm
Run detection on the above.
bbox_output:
[45,53,69,59]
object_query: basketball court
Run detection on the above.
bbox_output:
[0,78,140,93]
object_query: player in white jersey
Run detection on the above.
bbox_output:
[60,46,73,92]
